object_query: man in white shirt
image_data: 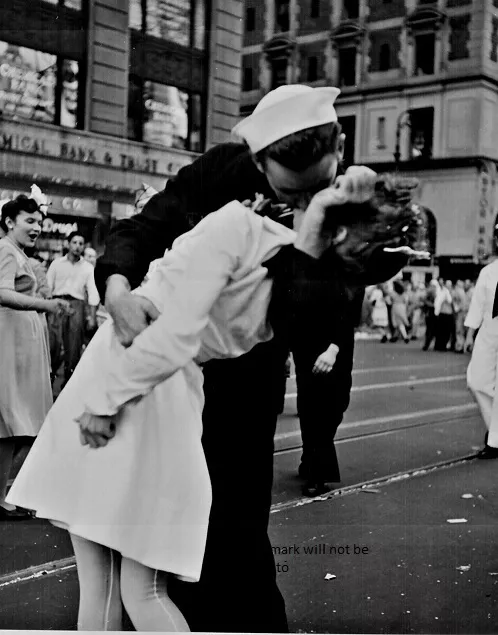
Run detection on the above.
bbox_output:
[47,232,100,385]
[465,258,498,458]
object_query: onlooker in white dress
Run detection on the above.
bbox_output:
[0,195,71,521]
[7,201,295,631]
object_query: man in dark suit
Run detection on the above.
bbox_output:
[95,85,404,632]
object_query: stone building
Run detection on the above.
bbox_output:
[0,0,243,263]
[240,0,498,280]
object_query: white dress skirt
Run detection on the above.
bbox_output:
[7,202,296,582]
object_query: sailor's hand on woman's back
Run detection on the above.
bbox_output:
[105,274,160,347]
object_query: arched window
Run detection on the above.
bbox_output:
[379,43,391,71]
[416,206,437,256]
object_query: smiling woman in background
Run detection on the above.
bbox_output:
[0,193,71,520]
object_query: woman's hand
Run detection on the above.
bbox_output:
[45,298,73,316]
[105,275,160,347]
[76,412,116,449]
[312,345,339,375]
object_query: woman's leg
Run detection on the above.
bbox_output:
[70,534,122,631]
[0,438,15,509]
[120,556,190,632]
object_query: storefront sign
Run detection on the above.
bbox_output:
[0,119,194,177]
[0,189,99,218]
[475,161,497,263]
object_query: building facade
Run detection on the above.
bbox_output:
[240,0,498,280]
[0,0,243,263]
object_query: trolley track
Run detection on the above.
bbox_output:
[274,403,479,456]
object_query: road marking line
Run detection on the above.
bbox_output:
[275,403,478,443]
[288,362,462,381]
[0,557,76,589]
[285,374,465,399]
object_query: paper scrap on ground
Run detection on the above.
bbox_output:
[324,573,337,581]
[447,518,468,524]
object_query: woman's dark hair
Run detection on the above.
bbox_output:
[254,122,343,172]
[0,195,40,233]
[327,175,426,275]
[393,280,406,295]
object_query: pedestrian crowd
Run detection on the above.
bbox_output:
[0,83,496,634]
[363,277,475,352]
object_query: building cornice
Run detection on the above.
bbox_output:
[365,156,498,174]
[330,20,366,46]
[262,35,297,59]
[335,73,498,101]
[406,7,446,33]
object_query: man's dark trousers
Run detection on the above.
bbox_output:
[48,296,86,383]
[168,339,289,633]
[293,330,355,483]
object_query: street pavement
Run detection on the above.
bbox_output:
[1,339,496,632]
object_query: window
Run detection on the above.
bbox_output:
[339,115,356,167]
[409,107,434,160]
[271,58,288,88]
[42,0,83,8]
[448,15,471,61]
[243,67,253,91]
[128,77,203,152]
[307,56,318,81]
[147,0,191,47]
[311,0,320,19]
[246,7,256,31]
[492,17,498,62]
[129,0,206,50]
[129,0,143,31]
[338,47,356,86]
[193,0,206,50]
[275,0,290,33]
[377,116,386,149]
[0,41,81,128]
[343,0,359,20]
[414,33,435,75]
[379,43,391,71]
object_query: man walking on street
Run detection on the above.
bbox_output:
[47,232,100,385]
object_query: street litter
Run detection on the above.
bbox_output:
[446,518,468,523]
[456,565,471,572]
[461,494,474,499]
[324,573,337,580]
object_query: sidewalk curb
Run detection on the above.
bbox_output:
[270,453,478,514]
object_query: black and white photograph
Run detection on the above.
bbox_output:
[0,0,498,633]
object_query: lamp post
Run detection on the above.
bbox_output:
[394,110,412,167]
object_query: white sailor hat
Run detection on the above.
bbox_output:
[232,84,341,154]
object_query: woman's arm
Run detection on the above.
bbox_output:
[0,288,55,312]
[83,203,251,417]
[0,249,57,312]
